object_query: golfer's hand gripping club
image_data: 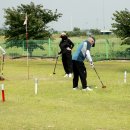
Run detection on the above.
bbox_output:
[90,61,94,68]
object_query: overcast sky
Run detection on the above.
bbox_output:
[0,0,130,31]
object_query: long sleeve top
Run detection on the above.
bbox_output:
[59,38,74,54]
[72,40,93,63]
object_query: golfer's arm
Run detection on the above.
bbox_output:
[86,50,93,63]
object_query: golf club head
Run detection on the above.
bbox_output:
[53,72,56,74]
[102,85,106,88]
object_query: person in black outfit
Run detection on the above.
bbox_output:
[58,32,74,78]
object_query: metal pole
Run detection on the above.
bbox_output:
[48,38,51,57]
[105,40,109,60]
[25,13,29,79]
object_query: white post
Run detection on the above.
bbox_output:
[124,71,127,83]
[1,84,5,102]
[35,78,38,95]
[1,84,4,90]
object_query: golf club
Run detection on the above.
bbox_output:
[93,67,106,88]
[53,55,59,74]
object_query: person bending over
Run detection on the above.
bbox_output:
[72,36,95,91]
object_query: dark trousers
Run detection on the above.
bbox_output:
[62,51,73,74]
[72,60,87,89]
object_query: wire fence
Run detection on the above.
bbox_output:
[2,38,59,58]
[0,38,130,61]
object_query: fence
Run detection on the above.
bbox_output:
[0,38,130,61]
[2,38,59,58]
[91,38,130,61]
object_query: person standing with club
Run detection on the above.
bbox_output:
[0,46,6,80]
[58,32,74,78]
[72,36,95,91]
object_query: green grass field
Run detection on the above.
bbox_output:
[0,59,130,130]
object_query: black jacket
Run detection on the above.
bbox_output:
[59,38,74,54]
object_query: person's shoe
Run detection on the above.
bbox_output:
[68,73,72,78]
[82,87,93,91]
[73,87,78,90]
[64,74,68,77]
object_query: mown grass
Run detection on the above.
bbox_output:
[0,59,130,130]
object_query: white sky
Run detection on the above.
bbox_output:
[0,0,130,31]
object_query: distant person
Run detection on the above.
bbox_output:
[72,36,95,91]
[58,32,74,78]
[0,46,6,80]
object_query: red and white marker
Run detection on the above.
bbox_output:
[1,84,5,102]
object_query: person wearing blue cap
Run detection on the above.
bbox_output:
[72,36,95,91]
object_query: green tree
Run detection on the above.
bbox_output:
[4,2,62,56]
[67,27,86,37]
[111,9,130,45]
[73,27,80,32]
[111,8,130,56]
[89,29,100,35]
[0,28,5,36]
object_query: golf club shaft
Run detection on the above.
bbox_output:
[93,67,104,86]
[53,56,58,74]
